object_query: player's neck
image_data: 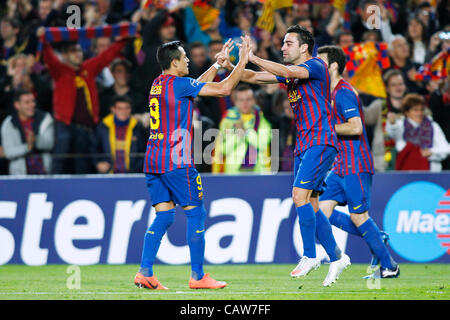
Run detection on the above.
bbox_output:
[330,74,343,91]
[293,53,312,66]
[162,69,183,77]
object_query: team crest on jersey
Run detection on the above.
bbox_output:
[288,90,300,103]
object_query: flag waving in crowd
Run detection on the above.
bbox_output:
[343,41,390,98]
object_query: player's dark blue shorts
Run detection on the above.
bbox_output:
[294,145,337,193]
[145,167,204,207]
[320,171,372,214]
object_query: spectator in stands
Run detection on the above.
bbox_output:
[129,8,183,95]
[212,84,272,174]
[428,78,450,170]
[0,17,32,79]
[387,35,423,93]
[364,69,407,172]
[99,58,147,126]
[1,89,54,175]
[386,93,450,171]
[91,95,146,174]
[0,53,53,115]
[39,27,130,174]
[406,17,428,65]
[334,31,354,48]
[91,36,115,90]
[188,41,210,79]
[349,0,382,43]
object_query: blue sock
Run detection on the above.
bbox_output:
[329,209,362,236]
[296,203,316,258]
[315,209,342,262]
[357,218,396,269]
[139,208,175,277]
[185,205,207,280]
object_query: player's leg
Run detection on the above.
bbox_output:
[321,172,362,236]
[291,146,341,278]
[164,168,226,288]
[302,147,350,286]
[345,173,399,278]
[135,174,174,290]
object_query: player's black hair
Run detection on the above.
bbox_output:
[317,45,347,75]
[286,25,315,55]
[156,40,183,71]
[112,95,132,107]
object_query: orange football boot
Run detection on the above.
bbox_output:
[188,273,227,289]
[134,272,168,290]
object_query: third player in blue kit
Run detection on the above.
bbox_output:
[317,45,400,279]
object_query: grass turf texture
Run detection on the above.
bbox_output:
[0,264,448,300]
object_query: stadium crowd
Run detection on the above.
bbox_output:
[0,0,449,175]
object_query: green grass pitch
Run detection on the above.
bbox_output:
[0,264,448,300]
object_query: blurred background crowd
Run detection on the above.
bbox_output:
[0,0,449,176]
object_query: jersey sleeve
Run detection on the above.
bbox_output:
[176,77,206,98]
[298,58,324,80]
[336,88,361,120]
[276,75,288,84]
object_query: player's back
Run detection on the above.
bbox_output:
[144,74,205,174]
[331,79,374,176]
[278,57,338,155]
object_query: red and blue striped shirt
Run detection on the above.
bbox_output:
[331,79,374,176]
[277,57,338,156]
[144,74,205,174]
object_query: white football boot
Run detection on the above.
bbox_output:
[322,253,351,287]
[290,256,321,278]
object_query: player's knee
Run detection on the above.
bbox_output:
[292,189,310,207]
[350,212,369,227]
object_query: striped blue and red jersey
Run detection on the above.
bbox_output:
[331,79,374,176]
[276,57,338,156]
[144,74,205,174]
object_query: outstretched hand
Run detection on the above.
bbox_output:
[237,35,251,65]
[215,38,234,69]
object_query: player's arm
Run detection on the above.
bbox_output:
[198,36,251,97]
[335,117,363,136]
[216,40,278,84]
[222,65,278,84]
[196,39,234,83]
[249,53,310,79]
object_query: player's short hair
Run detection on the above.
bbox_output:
[401,93,425,113]
[286,25,315,55]
[156,40,183,71]
[317,45,347,75]
[112,95,132,107]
